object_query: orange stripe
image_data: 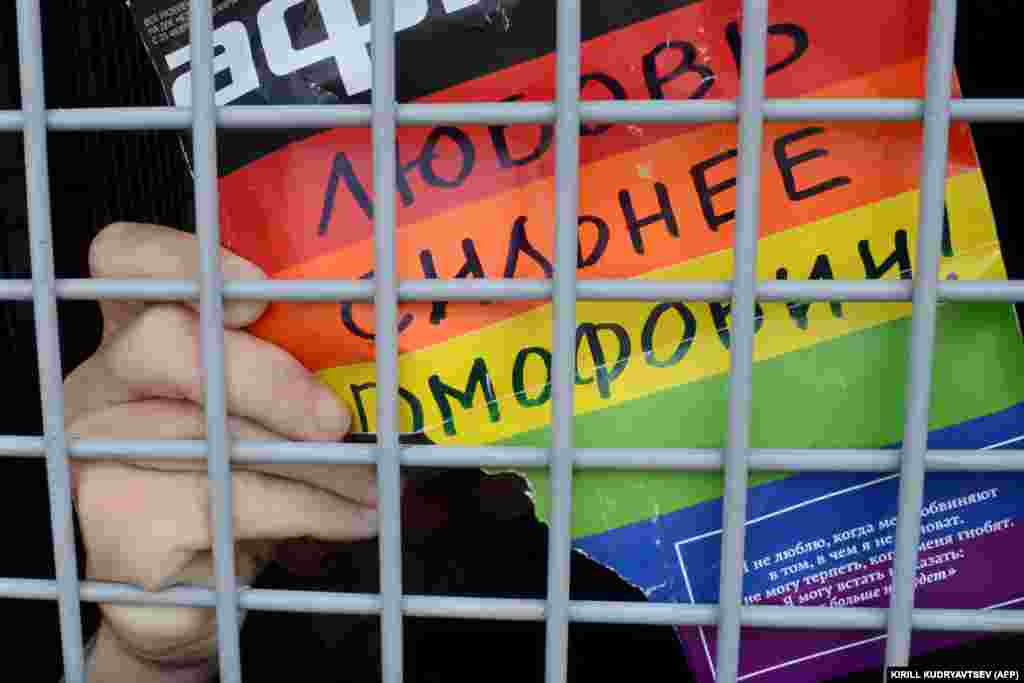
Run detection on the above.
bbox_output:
[218,0,939,274]
[249,59,976,372]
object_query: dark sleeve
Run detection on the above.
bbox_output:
[397,514,696,683]
[239,473,695,683]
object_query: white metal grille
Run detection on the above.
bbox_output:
[6,1,1024,682]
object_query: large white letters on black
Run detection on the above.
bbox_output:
[167,0,478,105]
[167,21,258,106]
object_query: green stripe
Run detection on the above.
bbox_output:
[497,303,1024,538]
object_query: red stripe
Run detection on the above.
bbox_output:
[219,0,930,274]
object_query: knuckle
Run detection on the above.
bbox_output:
[77,467,204,588]
[133,304,195,344]
[63,362,100,423]
[89,222,133,277]
[222,248,266,281]
[106,304,197,386]
[74,465,118,530]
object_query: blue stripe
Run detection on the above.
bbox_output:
[574,400,1024,601]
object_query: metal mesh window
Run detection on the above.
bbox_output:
[4,1,1024,682]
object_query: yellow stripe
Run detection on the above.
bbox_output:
[319,170,1004,445]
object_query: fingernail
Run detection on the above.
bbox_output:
[314,385,350,440]
[223,252,266,281]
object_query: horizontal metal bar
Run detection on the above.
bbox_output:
[52,107,193,131]
[400,446,548,468]
[2,278,1023,303]
[932,280,1024,301]
[585,99,921,123]
[396,279,551,300]
[399,102,555,126]
[0,279,499,302]
[0,435,47,456]
[583,100,737,123]
[954,99,1024,122]
[64,439,376,465]
[571,602,1024,633]
[765,99,921,121]
[0,577,61,600]
[0,110,22,130]
[570,601,716,626]
[754,280,915,302]
[2,438,1022,471]
[220,105,371,129]
[2,99,1023,133]
[2,578,1021,632]
[579,280,733,301]
[577,448,1024,472]
[405,595,546,621]
[0,279,200,301]
[244,588,381,614]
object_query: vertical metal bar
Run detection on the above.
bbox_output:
[14,1,86,681]
[885,0,958,667]
[716,1,769,681]
[546,0,581,682]
[372,1,403,682]
[190,0,244,680]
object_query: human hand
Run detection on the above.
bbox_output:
[64,222,377,681]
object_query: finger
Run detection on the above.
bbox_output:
[89,222,269,335]
[63,348,138,429]
[169,542,276,589]
[68,398,377,507]
[100,603,219,666]
[99,542,272,666]
[78,463,378,592]
[101,304,350,442]
[96,301,148,340]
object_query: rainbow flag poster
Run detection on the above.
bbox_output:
[130,0,1024,679]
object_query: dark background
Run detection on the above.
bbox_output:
[1,1,1022,681]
